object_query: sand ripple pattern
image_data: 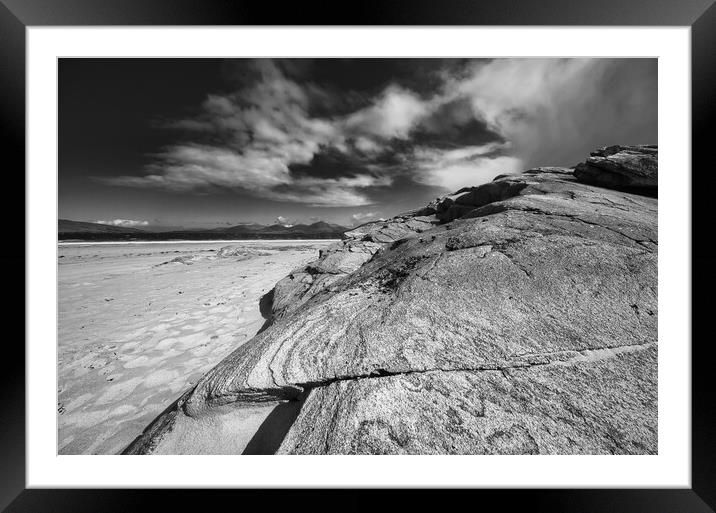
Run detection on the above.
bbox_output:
[57,240,330,454]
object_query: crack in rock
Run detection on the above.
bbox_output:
[199,341,656,412]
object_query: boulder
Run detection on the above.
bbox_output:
[264,218,437,321]
[215,246,270,259]
[574,144,657,192]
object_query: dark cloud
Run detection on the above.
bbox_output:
[286,58,454,97]
[288,148,371,180]
[413,97,505,149]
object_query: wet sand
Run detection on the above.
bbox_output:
[57,240,332,454]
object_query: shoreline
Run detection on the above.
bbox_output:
[58,239,342,246]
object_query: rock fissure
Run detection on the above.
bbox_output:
[201,341,656,412]
[492,250,533,278]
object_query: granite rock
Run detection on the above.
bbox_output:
[574,144,657,192]
[125,147,658,455]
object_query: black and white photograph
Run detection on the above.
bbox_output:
[57,57,658,455]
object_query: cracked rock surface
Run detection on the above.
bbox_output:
[124,145,658,455]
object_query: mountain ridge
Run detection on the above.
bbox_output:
[58,219,144,234]
[59,219,349,241]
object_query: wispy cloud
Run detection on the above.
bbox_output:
[350,211,384,225]
[99,60,383,206]
[275,216,293,227]
[95,219,149,227]
[345,85,429,140]
[443,58,657,168]
[351,211,380,221]
[411,142,522,190]
[97,58,656,203]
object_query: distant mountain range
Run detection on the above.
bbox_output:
[58,219,145,234]
[58,219,348,241]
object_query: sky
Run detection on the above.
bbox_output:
[59,58,657,229]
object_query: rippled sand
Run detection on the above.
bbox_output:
[57,240,332,454]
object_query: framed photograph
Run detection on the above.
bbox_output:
[5,0,714,510]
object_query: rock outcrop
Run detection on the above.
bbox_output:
[125,145,658,455]
[573,144,658,194]
[265,217,438,321]
[157,246,271,266]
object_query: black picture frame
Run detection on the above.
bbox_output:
[3,1,714,511]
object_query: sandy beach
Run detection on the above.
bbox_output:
[57,240,333,454]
